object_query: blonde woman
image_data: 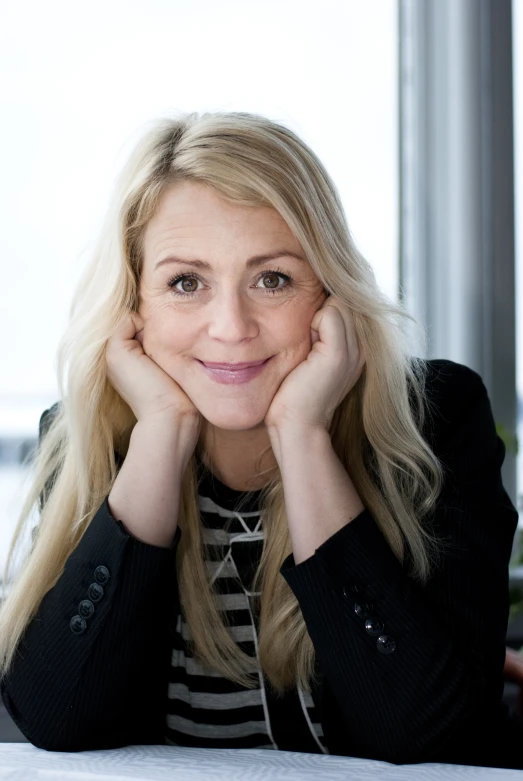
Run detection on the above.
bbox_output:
[0,112,521,769]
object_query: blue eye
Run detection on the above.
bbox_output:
[167,268,294,298]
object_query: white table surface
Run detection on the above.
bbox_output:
[0,744,520,781]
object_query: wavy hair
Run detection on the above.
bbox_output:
[0,111,447,693]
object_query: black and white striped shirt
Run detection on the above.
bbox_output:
[164,458,329,754]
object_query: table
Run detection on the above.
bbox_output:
[0,744,520,780]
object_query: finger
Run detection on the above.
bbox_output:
[111,314,136,342]
[311,301,348,354]
[126,314,145,347]
[131,311,145,333]
[327,299,363,364]
[311,328,320,346]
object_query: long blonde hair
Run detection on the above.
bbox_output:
[0,111,446,693]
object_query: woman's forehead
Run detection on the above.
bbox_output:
[145,181,291,237]
[141,183,303,271]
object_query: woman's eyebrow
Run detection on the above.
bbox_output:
[154,250,306,272]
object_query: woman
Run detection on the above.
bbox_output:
[0,111,521,768]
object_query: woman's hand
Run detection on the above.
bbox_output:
[106,312,202,429]
[264,295,365,432]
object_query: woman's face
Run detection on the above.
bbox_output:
[139,180,328,431]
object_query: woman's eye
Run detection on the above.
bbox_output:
[255,271,294,294]
[167,269,293,298]
[169,275,201,295]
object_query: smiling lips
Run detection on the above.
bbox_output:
[197,357,272,385]
[199,359,269,370]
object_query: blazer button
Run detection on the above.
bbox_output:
[342,584,365,599]
[87,582,104,602]
[70,615,87,634]
[365,617,385,636]
[78,599,95,619]
[354,602,375,619]
[94,566,110,585]
[377,635,396,654]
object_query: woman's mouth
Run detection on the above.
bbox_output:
[197,357,273,384]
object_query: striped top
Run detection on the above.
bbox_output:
[164,456,329,754]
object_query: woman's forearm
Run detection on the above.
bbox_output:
[267,424,365,565]
[108,414,199,548]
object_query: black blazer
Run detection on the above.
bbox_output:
[2,359,523,769]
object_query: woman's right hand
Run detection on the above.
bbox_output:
[106,312,202,430]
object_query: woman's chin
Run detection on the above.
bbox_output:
[202,415,267,432]
[197,403,269,432]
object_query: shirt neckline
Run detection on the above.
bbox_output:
[195,451,265,512]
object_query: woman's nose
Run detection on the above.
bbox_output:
[206,291,259,341]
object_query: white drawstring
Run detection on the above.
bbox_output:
[243,587,279,750]
[209,508,328,753]
[297,682,329,754]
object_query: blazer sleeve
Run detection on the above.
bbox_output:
[1,407,181,752]
[279,359,520,765]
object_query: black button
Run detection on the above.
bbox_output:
[377,635,396,654]
[365,617,385,636]
[70,615,87,634]
[354,602,375,619]
[78,599,95,619]
[342,584,365,599]
[94,566,110,585]
[87,582,104,602]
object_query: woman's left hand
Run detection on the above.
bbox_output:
[264,295,366,432]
